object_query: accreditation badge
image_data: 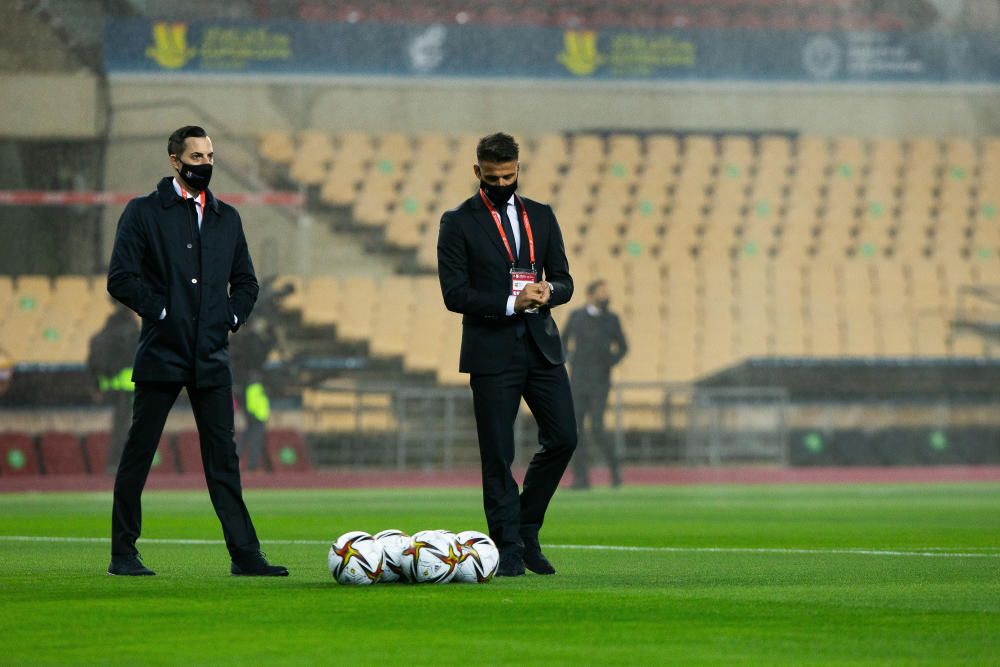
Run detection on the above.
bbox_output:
[510,268,536,297]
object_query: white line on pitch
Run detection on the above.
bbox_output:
[0,535,998,559]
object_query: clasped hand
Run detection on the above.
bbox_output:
[514,282,550,313]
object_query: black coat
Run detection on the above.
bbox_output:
[437,192,573,375]
[107,177,258,387]
[563,306,628,387]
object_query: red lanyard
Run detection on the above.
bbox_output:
[479,189,535,268]
[177,181,206,219]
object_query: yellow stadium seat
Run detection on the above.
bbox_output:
[259,131,295,165]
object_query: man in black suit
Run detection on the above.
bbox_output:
[563,279,628,489]
[105,125,287,577]
[437,132,576,577]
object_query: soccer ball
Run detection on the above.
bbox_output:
[373,529,410,583]
[328,531,384,585]
[453,531,500,583]
[405,530,462,584]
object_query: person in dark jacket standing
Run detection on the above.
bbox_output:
[105,125,287,577]
[231,317,277,471]
[87,302,139,474]
[563,279,628,489]
[437,132,576,577]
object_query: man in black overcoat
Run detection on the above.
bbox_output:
[437,132,577,577]
[105,125,287,577]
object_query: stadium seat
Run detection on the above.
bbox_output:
[37,431,87,475]
[0,432,39,476]
[0,275,13,312]
[83,431,177,475]
[149,435,178,475]
[302,276,340,326]
[82,432,112,474]
[265,429,310,472]
[175,431,203,474]
[14,275,52,312]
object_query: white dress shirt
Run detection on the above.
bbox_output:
[503,195,553,316]
[172,177,204,228]
[504,195,522,317]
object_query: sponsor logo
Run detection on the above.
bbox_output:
[409,25,447,73]
[146,22,196,70]
[559,30,604,76]
[803,35,841,79]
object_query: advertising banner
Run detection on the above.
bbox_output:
[105,18,1000,84]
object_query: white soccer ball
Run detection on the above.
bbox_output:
[328,531,384,585]
[373,529,410,583]
[406,529,462,584]
[453,531,500,583]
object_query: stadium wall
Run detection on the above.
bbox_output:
[1,74,999,139]
[0,75,100,138]
[105,79,1000,138]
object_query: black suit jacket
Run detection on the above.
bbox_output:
[437,192,574,375]
[107,177,259,387]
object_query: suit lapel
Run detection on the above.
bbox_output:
[515,199,530,267]
[471,195,512,264]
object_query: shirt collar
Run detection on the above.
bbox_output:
[172,178,203,205]
[586,304,601,316]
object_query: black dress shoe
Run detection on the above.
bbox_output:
[522,540,556,575]
[496,549,525,577]
[231,551,289,577]
[107,553,155,576]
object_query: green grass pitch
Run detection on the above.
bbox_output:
[1,483,998,664]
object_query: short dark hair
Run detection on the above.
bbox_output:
[168,126,208,157]
[587,279,606,296]
[477,132,519,163]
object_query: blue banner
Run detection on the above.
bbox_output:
[105,18,1000,83]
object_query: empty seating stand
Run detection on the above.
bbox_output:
[289,0,922,32]
[265,429,311,472]
[0,432,40,476]
[264,131,1000,391]
[82,432,113,474]
[37,432,87,475]
[175,431,203,474]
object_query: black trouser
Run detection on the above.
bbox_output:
[570,377,621,487]
[470,334,577,550]
[111,381,260,558]
[106,391,133,475]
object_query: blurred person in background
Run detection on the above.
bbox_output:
[437,132,576,577]
[104,125,287,577]
[563,279,628,489]
[87,302,139,474]
[232,316,277,471]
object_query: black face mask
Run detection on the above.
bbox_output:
[597,299,610,311]
[480,179,518,208]
[176,160,213,191]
